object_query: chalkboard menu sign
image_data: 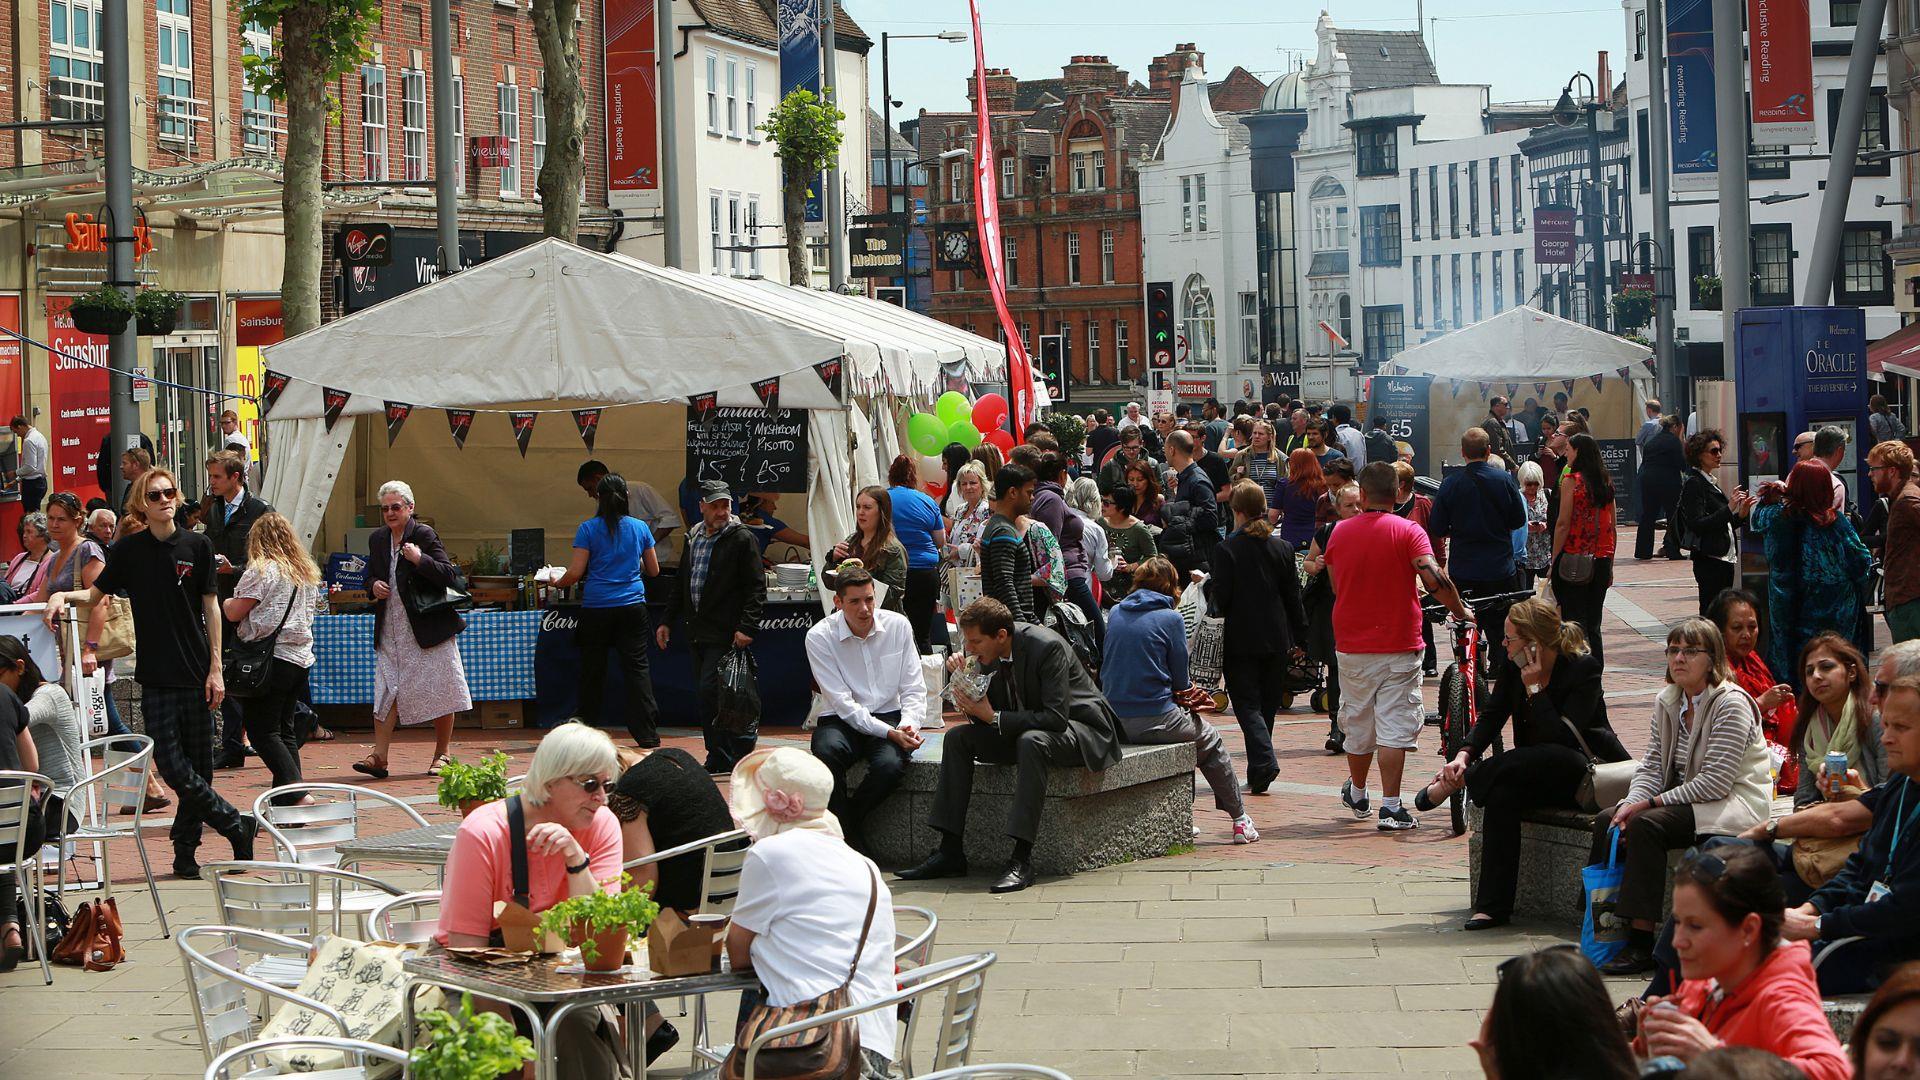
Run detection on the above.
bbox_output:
[685,407,810,494]
[1596,438,1639,520]
[509,528,546,575]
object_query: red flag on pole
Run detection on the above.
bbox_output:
[968,0,1034,438]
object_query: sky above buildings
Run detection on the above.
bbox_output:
[846,0,1626,118]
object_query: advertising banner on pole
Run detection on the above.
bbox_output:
[1534,208,1577,265]
[45,296,110,506]
[233,298,283,467]
[1748,0,1814,144]
[603,0,660,196]
[1668,0,1720,191]
[967,0,1034,434]
[778,0,825,223]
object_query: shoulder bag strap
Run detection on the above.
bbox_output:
[505,795,531,909]
[840,865,880,990]
[1558,714,1603,764]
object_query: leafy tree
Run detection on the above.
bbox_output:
[529,0,585,239]
[235,0,381,339]
[760,88,845,286]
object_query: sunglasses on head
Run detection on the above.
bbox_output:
[1680,847,1728,881]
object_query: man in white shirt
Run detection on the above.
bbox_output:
[218,409,250,458]
[1116,401,1145,431]
[806,565,925,851]
[577,459,683,548]
[8,415,47,512]
[1814,425,1853,513]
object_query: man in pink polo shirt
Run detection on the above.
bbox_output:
[1323,462,1469,830]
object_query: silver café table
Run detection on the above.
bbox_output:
[402,949,756,1080]
[334,821,461,868]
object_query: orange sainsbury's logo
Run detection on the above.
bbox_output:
[63,213,155,261]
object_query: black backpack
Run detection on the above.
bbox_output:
[1365,429,1398,464]
[1044,602,1101,676]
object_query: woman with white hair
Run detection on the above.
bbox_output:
[353,479,471,779]
[4,511,49,599]
[722,747,898,1079]
[1067,475,1113,600]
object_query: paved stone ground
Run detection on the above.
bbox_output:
[0,532,1735,1078]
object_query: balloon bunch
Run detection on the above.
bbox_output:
[905,391,1014,457]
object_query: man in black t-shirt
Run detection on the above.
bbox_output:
[47,466,255,879]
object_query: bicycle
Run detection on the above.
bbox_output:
[1422,588,1536,836]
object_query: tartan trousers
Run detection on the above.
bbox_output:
[143,685,248,854]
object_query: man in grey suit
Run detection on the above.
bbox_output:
[895,596,1123,894]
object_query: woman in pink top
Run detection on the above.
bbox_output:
[1551,434,1620,666]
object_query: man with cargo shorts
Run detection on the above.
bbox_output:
[1322,462,1469,830]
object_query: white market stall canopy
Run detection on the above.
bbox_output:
[1389,305,1654,382]
[257,237,1007,551]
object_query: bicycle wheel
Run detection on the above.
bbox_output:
[1438,666,1471,836]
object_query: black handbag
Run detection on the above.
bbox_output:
[400,562,473,616]
[224,589,296,699]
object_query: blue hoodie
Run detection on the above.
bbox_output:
[1101,589,1189,718]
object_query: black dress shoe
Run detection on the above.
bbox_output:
[1247,768,1278,796]
[0,929,24,972]
[171,859,202,881]
[895,850,968,881]
[1600,945,1657,976]
[988,859,1034,894]
[644,1020,679,1065]
[230,814,259,862]
[214,753,246,770]
[1463,914,1510,931]
[1324,732,1345,756]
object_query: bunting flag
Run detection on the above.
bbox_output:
[1616,366,1633,380]
[571,408,601,452]
[813,356,845,401]
[1534,382,1549,398]
[260,370,291,415]
[446,408,475,449]
[509,411,537,457]
[322,387,350,433]
[1561,379,1577,394]
[1589,373,1605,391]
[690,390,718,425]
[1644,357,1658,376]
[1450,379,1465,398]
[384,401,412,447]
[1477,381,1494,398]
[1505,383,1520,399]
[751,376,781,411]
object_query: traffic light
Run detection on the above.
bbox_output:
[1146,281,1175,369]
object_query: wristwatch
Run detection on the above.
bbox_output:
[84,640,98,650]
[1764,818,1780,840]
[988,710,1002,730]
[565,857,591,875]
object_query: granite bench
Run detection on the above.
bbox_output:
[1467,804,1675,925]
[854,736,1197,875]
[1825,995,1870,1043]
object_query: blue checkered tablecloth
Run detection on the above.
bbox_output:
[310,609,540,705]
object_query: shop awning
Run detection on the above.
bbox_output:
[1868,319,1920,382]
[1387,305,1653,382]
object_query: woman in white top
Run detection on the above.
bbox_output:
[1067,476,1112,594]
[222,511,319,805]
[0,636,79,829]
[724,747,897,1078]
[4,512,48,599]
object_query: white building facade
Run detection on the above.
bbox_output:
[1402,125,1538,350]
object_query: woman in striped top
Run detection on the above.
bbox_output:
[1231,420,1284,523]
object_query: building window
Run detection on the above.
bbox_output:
[1450,253,1463,328]
[1838,223,1892,305]
[1100,230,1115,283]
[1409,169,1421,240]
[1448,163,1460,239]
[1832,0,1859,25]
[705,53,719,133]
[1636,110,1652,194]
[1635,9,1648,57]
[240,20,275,152]
[1004,236,1018,288]
[401,69,427,181]
[1001,154,1015,196]
[1493,252,1505,314]
[725,58,739,136]
[1181,176,1193,232]
[1511,154,1524,231]
[1196,175,1209,232]
[709,192,722,272]
[1116,320,1129,374]
[950,165,966,203]
[952,271,964,291]
[746,63,758,138]
[1087,320,1101,380]
[746,197,761,274]
[49,0,105,120]
[1066,232,1081,285]
[1360,205,1402,266]
[1363,307,1404,364]
[1020,323,1031,352]
[497,82,520,195]
[1490,157,1502,236]
[1336,294,1352,347]
[1071,153,1087,191]
[156,0,193,142]
[1472,252,1484,322]
[1513,249,1525,308]
[1241,292,1259,363]
[1335,205,1349,248]
[726,193,741,275]
[1356,125,1397,176]
[1428,165,1440,240]
[1432,252,1443,326]
[1688,226,1718,309]
[451,74,465,194]
[1828,88,1892,176]
[1183,275,1217,373]
[1412,256,1424,328]
[1753,224,1793,306]
[360,64,388,180]
[1467,160,1481,237]
[1094,151,1106,188]
[530,76,546,179]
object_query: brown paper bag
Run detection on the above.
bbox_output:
[494,900,565,954]
[647,908,725,976]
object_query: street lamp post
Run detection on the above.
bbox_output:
[1553,73,1607,331]
[881,31,966,303]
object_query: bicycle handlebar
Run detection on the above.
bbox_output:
[1421,589,1538,621]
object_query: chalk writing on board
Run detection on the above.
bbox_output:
[685,407,809,494]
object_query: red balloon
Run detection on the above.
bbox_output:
[925,482,947,501]
[984,429,1016,455]
[971,394,1009,433]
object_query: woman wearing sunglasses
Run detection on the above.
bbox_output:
[1676,430,1749,617]
[1587,617,1774,976]
[1631,845,1849,1080]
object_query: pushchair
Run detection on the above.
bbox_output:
[1176,574,1230,711]
[1279,651,1328,713]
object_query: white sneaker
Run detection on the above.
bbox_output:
[1232,816,1260,844]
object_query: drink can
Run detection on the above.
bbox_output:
[1825,751,1850,780]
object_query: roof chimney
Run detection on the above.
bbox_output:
[1595,51,1611,106]
[966,67,1019,112]
[1063,54,1123,93]
[1148,43,1204,96]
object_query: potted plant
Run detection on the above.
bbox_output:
[134,288,184,336]
[66,285,133,337]
[1043,411,1087,459]
[1610,287,1653,333]
[411,992,536,1080]
[466,540,517,607]
[1693,274,1723,311]
[536,874,660,973]
[436,750,510,816]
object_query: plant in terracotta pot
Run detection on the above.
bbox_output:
[411,992,536,1080]
[66,285,133,337]
[134,288,185,336]
[537,873,660,972]
[436,750,510,816]
[465,540,518,608]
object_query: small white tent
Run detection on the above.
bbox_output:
[1390,305,1653,381]
[258,238,1005,556]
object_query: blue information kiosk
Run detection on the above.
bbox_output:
[1733,306,1870,505]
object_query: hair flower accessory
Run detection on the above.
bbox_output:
[762,785,807,822]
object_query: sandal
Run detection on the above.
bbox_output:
[308,725,337,742]
[352,754,391,780]
[429,754,453,774]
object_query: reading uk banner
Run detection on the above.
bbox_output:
[968,0,1034,436]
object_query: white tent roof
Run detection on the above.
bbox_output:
[1389,305,1652,382]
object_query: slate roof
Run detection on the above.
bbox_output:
[1332,28,1438,89]
[1014,79,1067,111]
[1106,98,1174,159]
[867,107,915,154]
[1307,251,1351,278]
[691,0,871,53]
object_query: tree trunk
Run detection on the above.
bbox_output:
[531,0,584,241]
[783,162,808,286]
[279,5,328,339]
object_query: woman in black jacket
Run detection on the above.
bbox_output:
[1676,429,1748,616]
[1209,480,1308,796]
[353,480,470,779]
[1636,414,1686,560]
[1411,597,1627,930]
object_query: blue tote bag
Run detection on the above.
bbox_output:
[1581,826,1631,967]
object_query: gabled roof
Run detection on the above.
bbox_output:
[1332,28,1438,89]
[1014,79,1067,111]
[866,107,915,154]
[689,0,871,53]
[1206,67,1270,113]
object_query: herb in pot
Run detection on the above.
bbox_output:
[436,750,511,815]
[410,992,536,1080]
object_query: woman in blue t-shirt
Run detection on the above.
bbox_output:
[886,455,948,652]
[551,474,663,747]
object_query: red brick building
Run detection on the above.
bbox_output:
[919,46,1257,405]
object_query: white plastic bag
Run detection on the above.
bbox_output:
[919,652,947,730]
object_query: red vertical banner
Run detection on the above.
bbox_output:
[0,296,23,426]
[1748,0,1815,145]
[45,296,110,505]
[967,0,1034,437]
[603,0,660,192]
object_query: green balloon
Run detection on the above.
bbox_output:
[948,419,983,449]
[935,391,972,426]
[907,413,946,456]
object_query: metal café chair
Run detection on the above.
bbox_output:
[623,828,752,1064]
[205,1035,411,1080]
[51,734,168,937]
[201,861,405,986]
[894,904,939,970]
[0,770,54,984]
[177,925,351,1066]
[367,890,441,945]
[253,782,431,871]
[912,1068,1074,1080]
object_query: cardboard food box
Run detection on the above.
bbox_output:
[647,909,727,976]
